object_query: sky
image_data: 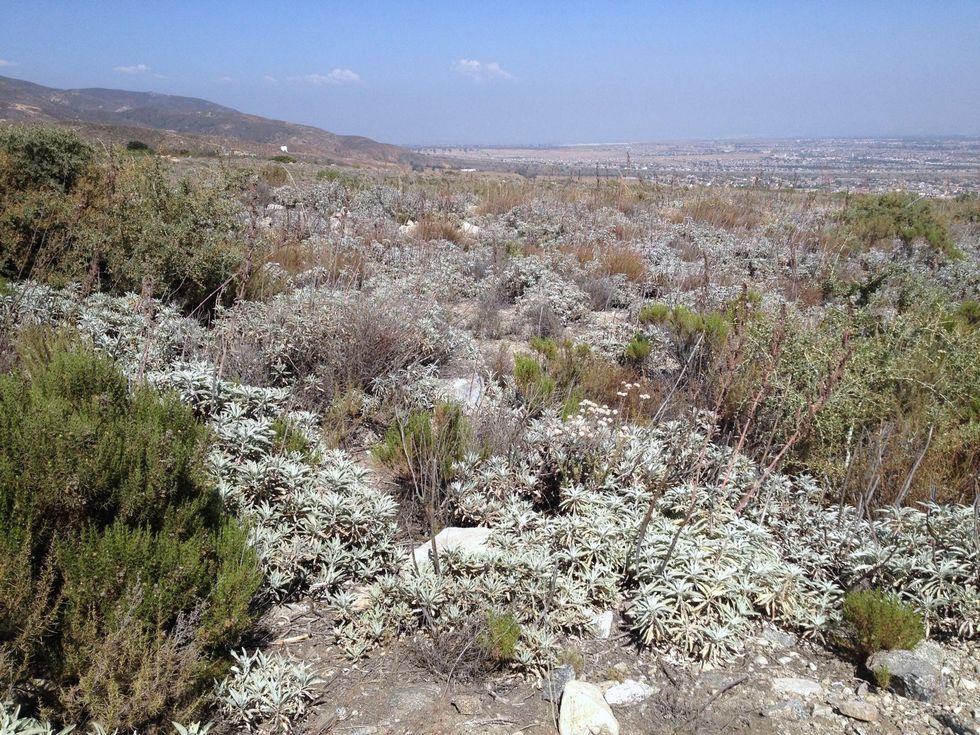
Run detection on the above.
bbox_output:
[1,1,979,145]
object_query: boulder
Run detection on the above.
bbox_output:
[411,526,493,571]
[559,681,619,735]
[603,679,656,706]
[867,648,943,702]
[461,221,481,236]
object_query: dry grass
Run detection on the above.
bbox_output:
[414,217,465,244]
[668,193,765,232]
[264,240,367,284]
[562,243,648,284]
[478,184,530,215]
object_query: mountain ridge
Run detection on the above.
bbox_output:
[0,74,412,166]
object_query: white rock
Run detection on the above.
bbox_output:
[461,220,481,236]
[772,678,824,698]
[603,680,655,706]
[559,681,620,735]
[592,610,614,639]
[398,219,417,235]
[754,655,769,666]
[411,526,493,571]
[438,374,485,411]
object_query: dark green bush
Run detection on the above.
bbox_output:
[841,589,924,658]
[0,124,245,310]
[125,140,152,152]
[844,192,958,258]
[0,336,261,730]
[0,124,94,192]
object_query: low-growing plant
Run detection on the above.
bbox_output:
[841,589,924,658]
[622,333,652,367]
[478,611,521,664]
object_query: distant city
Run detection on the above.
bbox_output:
[414,138,980,195]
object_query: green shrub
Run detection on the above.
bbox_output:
[478,611,521,663]
[373,402,470,495]
[0,124,94,192]
[841,589,924,658]
[271,154,296,164]
[514,353,555,402]
[623,333,652,366]
[638,302,670,324]
[125,140,152,153]
[0,126,245,310]
[843,192,958,258]
[724,281,980,503]
[0,336,261,730]
[259,162,289,186]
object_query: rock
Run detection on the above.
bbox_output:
[452,695,483,715]
[837,701,879,722]
[761,626,798,648]
[461,221,481,236]
[592,610,614,639]
[913,640,945,669]
[387,684,441,716]
[412,527,493,571]
[542,664,577,702]
[559,681,620,735]
[867,649,943,702]
[812,703,834,718]
[777,656,793,666]
[766,699,807,720]
[604,680,656,706]
[438,375,485,411]
[961,679,978,691]
[753,655,769,666]
[772,677,824,698]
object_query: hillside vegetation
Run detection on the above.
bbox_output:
[1,124,978,733]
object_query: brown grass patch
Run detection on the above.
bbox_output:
[414,217,465,244]
[478,185,530,215]
[600,244,648,283]
[668,193,764,232]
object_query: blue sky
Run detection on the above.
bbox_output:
[1,1,979,144]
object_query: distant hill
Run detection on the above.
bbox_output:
[0,74,412,166]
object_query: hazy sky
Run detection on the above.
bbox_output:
[2,1,979,145]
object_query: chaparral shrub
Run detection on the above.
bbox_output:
[0,335,260,731]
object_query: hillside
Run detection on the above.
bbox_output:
[0,74,411,165]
